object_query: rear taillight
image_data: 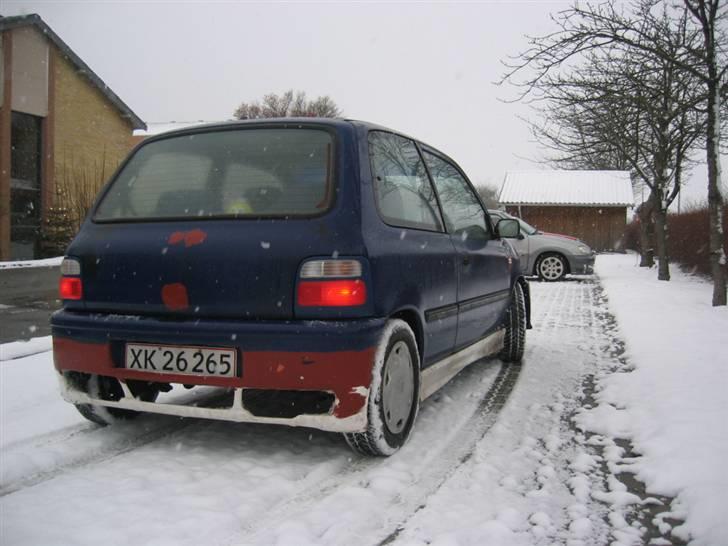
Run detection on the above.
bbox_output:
[298,280,367,307]
[60,257,81,276]
[300,260,362,278]
[297,259,367,307]
[59,277,83,300]
[59,258,83,300]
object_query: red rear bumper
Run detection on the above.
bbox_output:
[54,337,375,421]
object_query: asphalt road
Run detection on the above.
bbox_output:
[0,267,60,343]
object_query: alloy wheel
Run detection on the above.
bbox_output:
[539,256,565,281]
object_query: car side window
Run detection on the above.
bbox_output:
[368,132,444,232]
[423,152,490,240]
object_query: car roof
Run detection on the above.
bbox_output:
[135,118,465,176]
[138,118,352,140]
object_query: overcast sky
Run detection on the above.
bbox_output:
[3,0,721,205]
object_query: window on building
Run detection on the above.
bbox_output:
[10,112,43,259]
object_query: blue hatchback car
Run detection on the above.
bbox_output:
[52,119,531,456]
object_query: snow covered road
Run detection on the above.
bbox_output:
[1,262,721,545]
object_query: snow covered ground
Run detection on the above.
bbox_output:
[0,254,725,545]
[0,256,63,269]
[582,254,728,546]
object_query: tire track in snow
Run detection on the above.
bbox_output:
[0,387,232,497]
[0,415,195,497]
[232,357,522,546]
[0,378,253,492]
[376,359,523,545]
[376,278,612,546]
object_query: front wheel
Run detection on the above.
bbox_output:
[536,253,567,281]
[499,282,526,363]
[345,319,420,456]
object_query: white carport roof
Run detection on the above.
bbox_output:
[500,170,635,207]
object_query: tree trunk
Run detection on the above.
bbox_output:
[638,193,655,267]
[653,206,670,281]
[706,72,727,305]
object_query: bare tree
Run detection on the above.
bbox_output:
[301,95,341,118]
[476,184,500,209]
[234,90,342,120]
[501,0,726,300]
[684,0,728,305]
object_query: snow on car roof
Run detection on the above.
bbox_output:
[500,170,635,207]
[132,120,228,137]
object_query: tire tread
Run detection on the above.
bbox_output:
[499,282,526,362]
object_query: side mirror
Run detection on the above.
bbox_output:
[496,218,520,239]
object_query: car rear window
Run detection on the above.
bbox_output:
[94,128,334,221]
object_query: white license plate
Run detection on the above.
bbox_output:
[125,343,237,378]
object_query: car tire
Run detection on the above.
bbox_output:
[536,252,567,281]
[345,319,420,456]
[499,282,526,363]
[71,374,157,426]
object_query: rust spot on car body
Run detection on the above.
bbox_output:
[161,283,189,310]
[167,229,207,248]
[183,229,207,247]
[168,231,185,245]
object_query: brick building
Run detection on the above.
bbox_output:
[0,14,145,260]
[499,171,635,252]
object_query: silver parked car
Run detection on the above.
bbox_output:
[488,210,595,281]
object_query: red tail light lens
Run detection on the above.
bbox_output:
[297,280,367,307]
[59,277,83,300]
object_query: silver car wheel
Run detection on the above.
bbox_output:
[382,340,415,434]
[539,255,565,281]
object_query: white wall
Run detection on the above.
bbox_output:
[10,26,49,117]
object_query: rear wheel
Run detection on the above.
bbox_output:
[69,374,158,426]
[345,319,420,456]
[536,253,567,281]
[499,282,526,363]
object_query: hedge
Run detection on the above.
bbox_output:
[622,205,728,277]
